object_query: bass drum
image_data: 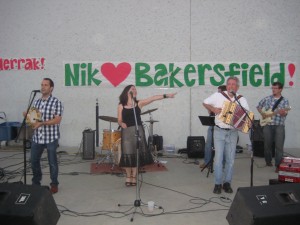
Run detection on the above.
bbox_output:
[102,129,121,150]
[111,138,121,166]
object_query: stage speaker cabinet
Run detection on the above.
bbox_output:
[82,129,95,160]
[252,120,275,157]
[187,136,205,158]
[226,183,300,225]
[253,141,275,158]
[252,120,264,141]
[0,183,60,225]
[152,134,163,151]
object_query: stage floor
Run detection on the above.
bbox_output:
[0,145,299,225]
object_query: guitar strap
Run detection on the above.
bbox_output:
[271,96,283,112]
[220,91,242,102]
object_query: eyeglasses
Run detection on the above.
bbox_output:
[271,87,281,90]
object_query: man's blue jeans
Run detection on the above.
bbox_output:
[263,125,285,167]
[213,127,238,185]
[31,140,59,186]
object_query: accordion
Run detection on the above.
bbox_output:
[219,101,254,133]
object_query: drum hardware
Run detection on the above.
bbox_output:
[145,120,159,123]
[110,138,121,170]
[96,115,120,169]
[96,129,121,168]
[140,108,158,115]
[95,138,121,170]
[99,115,118,130]
[96,115,121,169]
[142,109,159,162]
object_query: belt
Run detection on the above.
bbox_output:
[216,125,231,131]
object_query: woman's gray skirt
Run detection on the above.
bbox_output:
[119,125,154,167]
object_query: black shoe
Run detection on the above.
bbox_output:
[222,182,233,193]
[213,184,222,194]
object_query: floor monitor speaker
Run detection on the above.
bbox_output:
[187,136,205,158]
[227,183,300,225]
[253,141,275,158]
[0,183,60,225]
[83,129,95,160]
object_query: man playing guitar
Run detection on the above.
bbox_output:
[257,82,290,172]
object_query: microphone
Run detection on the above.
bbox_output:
[129,91,134,98]
[230,90,236,96]
[32,90,41,93]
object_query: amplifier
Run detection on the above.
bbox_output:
[82,129,95,160]
[253,141,275,158]
[187,136,205,158]
[278,157,300,183]
[252,120,264,141]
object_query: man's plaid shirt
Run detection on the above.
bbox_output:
[257,95,289,126]
[32,95,64,144]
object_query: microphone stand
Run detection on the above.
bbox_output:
[118,94,142,222]
[131,96,142,211]
[232,93,255,187]
[15,91,39,184]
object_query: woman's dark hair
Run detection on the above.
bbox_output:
[119,85,138,106]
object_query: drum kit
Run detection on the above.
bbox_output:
[97,108,160,168]
[96,116,121,169]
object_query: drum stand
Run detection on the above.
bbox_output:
[96,115,120,170]
[95,136,117,171]
[201,126,215,177]
[95,148,113,167]
[96,144,120,171]
[146,112,159,163]
[198,116,216,178]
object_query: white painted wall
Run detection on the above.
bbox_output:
[1,0,299,151]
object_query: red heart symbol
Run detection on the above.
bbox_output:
[101,62,131,87]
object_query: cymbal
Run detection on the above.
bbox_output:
[99,116,118,123]
[145,120,159,123]
[141,108,158,115]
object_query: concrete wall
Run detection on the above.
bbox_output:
[1,0,299,151]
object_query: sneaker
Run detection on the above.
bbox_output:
[222,182,233,193]
[266,162,273,167]
[199,163,206,168]
[50,185,58,194]
[213,184,222,194]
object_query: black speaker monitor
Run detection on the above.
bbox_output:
[0,183,60,225]
[83,129,95,160]
[227,183,300,225]
[253,141,275,158]
[187,136,205,158]
[252,120,264,142]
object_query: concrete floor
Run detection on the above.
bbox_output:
[0,144,299,225]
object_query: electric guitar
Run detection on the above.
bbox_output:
[260,106,291,126]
